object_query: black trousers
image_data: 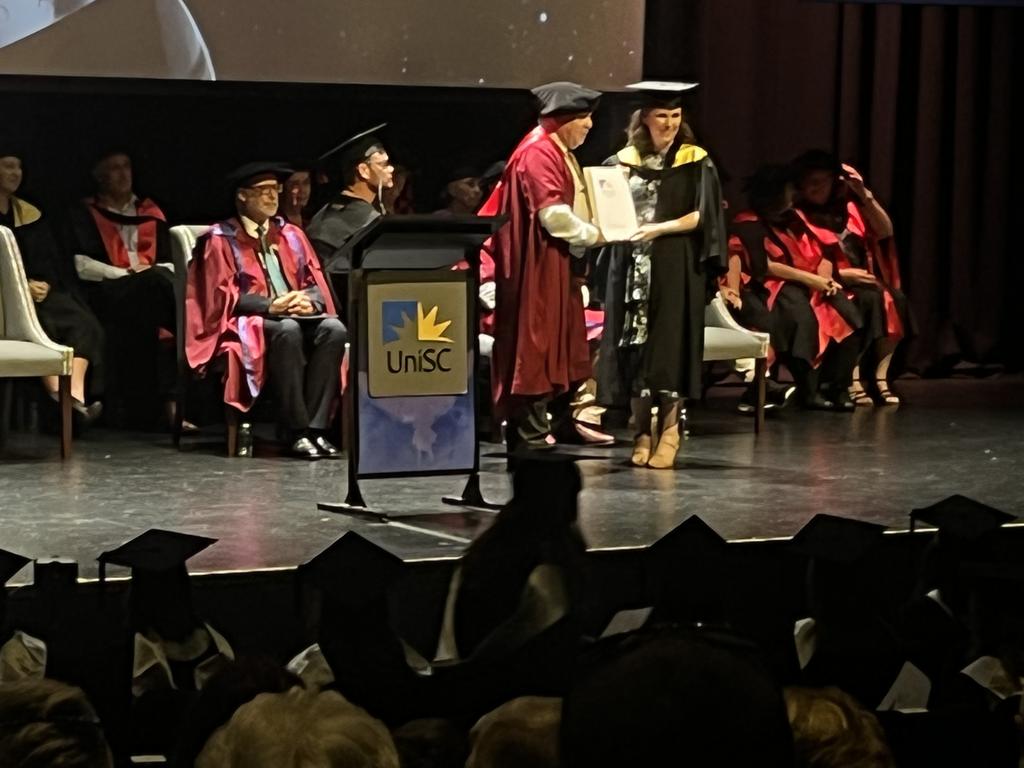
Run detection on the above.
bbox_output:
[87,268,177,425]
[262,317,347,434]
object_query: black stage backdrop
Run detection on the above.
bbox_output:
[647,0,1024,371]
[1,0,1021,371]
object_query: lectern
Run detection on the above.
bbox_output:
[317,214,504,518]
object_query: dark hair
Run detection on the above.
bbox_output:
[743,164,795,217]
[625,108,695,157]
[0,679,113,768]
[792,149,842,183]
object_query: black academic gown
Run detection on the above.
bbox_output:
[305,195,380,322]
[9,212,106,389]
[596,144,727,406]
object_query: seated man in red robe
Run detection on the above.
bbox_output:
[66,148,177,428]
[483,81,614,452]
[186,162,346,459]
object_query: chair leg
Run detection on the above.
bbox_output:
[0,379,12,450]
[754,358,767,435]
[58,375,72,459]
[225,406,239,457]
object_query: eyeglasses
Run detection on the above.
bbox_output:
[244,184,283,198]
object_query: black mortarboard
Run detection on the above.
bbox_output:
[625,80,699,109]
[790,514,887,564]
[224,161,294,191]
[531,81,601,117]
[318,123,388,176]
[910,495,1015,541]
[791,149,842,178]
[0,548,31,585]
[443,165,479,185]
[97,529,217,580]
[0,137,26,161]
[480,161,506,185]
[302,531,404,605]
[647,515,731,624]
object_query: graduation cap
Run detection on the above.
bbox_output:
[531,81,601,117]
[443,164,479,185]
[791,149,842,179]
[224,161,294,192]
[301,531,404,607]
[791,514,887,564]
[318,123,388,179]
[480,161,506,185]
[0,548,31,586]
[0,136,26,161]
[97,529,216,581]
[910,495,1015,541]
[647,516,731,624]
[625,80,699,109]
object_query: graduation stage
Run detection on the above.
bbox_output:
[1,376,1021,586]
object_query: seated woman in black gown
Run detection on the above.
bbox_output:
[0,146,104,422]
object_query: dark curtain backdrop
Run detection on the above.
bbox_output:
[647,0,1024,371]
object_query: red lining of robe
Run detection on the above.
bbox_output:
[85,197,165,268]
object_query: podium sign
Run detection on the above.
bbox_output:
[358,271,475,476]
[366,278,468,398]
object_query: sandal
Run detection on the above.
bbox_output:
[848,385,874,407]
[875,381,900,405]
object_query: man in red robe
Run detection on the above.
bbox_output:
[482,81,614,451]
[186,162,346,459]
[66,148,177,428]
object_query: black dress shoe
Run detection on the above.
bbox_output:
[830,389,856,412]
[312,435,342,459]
[72,399,103,427]
[289,437,322,460]
[801,393,836,411]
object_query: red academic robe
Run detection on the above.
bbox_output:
[84,197,166,268]
[185,217,336,411]
[480,126,591,415]
[732,211,854,363]
[796,203,905,339]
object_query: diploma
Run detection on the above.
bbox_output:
[584,166,639,242]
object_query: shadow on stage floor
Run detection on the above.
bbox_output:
[1,377,1021,583]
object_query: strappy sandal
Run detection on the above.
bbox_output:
[848,385,874,407]
[875,381,900,405]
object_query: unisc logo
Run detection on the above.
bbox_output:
[381,301,455,374]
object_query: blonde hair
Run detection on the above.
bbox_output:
[0,678,113,768]
[784,686,895,768]
[466,696,561,768]
[196,687,399,768]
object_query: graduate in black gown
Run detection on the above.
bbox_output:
[306,124,393,320]
[597,82,727,470]
[0,145,104,422]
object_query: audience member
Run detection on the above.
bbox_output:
[0,143,104,424]
[0,678,114,768]
[561,625,795,767]
[186,161,346,459]
[381,164,416,214]
[173,655,303,768]
[65,148,177,428]
[390,718,470,768]
[194,687,399,768]
[466,696,561,768]
[785,685,896,767]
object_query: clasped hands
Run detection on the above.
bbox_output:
[268,290,316,316]
[27,279,50,303]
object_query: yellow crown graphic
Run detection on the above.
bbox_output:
[416,304,453,343]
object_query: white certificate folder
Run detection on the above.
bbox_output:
[584,166,639,242]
